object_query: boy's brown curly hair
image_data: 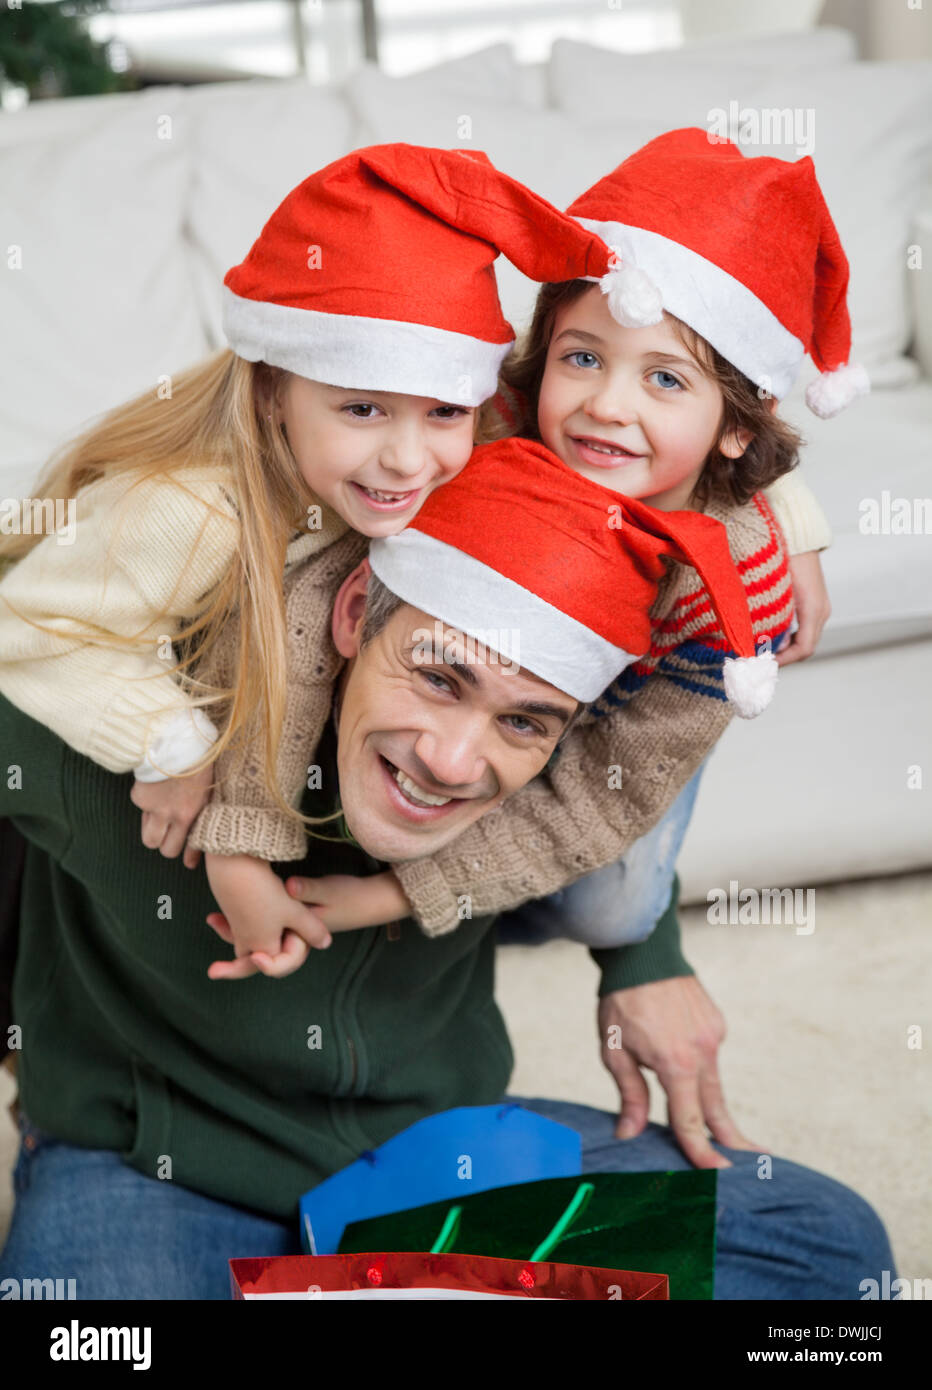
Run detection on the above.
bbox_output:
[497,280,803,508]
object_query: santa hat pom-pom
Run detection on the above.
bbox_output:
[805,362,870,419]
[601,254,664,328]
[722,651,778,719]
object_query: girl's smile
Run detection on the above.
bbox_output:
[348,481,423,512]
[567,434,647,469]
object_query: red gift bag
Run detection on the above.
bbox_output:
[230,1252,668,1300]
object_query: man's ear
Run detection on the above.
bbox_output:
[332,559,372,658]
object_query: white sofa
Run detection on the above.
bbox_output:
[1,28,930,902]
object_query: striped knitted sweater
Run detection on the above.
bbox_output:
[597,491,791,711]
[392,485,795,935]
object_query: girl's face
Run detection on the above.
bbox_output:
[277,377,476,537]
[537,286,750,511]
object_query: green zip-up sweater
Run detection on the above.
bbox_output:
[1,691,693,1222]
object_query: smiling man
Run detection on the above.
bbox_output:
[0,437,893,1301]
[333,576,578,861]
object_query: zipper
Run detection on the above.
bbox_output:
[342,922,399,1095]
[335,914,387,1098]
[338,895,405,1100]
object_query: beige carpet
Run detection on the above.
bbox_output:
[1,870,929,1281]
[499,870,932,1282]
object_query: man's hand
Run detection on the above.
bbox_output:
[283,870,411,930]
[776,550,831,667]
[130,765,213,863]
[598,976,762,1169]
[204,852,332,981]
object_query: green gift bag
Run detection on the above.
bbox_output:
[339,1169,717,1300]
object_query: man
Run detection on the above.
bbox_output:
[0,440,893,1299]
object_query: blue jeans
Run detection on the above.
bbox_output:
[0,1100,894,1300]
[497,764,705,948]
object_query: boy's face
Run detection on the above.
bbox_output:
[536,286,749,511]
[330,566,578,864]
[279,376,476,537]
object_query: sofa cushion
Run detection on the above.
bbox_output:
[547,26,858,114]
[183,76,358,350]
[780,376,932,656]
[676,634,932,899]
[350,42,530,134]
[0,86,207,495]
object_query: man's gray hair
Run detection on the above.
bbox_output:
[360,572,405,648]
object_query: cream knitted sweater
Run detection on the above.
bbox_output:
[0,463,347,776]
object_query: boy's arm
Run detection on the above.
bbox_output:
[394,491,794,937]
[763,468,832,555]
[0,468,239,777]
[188,531,368,863]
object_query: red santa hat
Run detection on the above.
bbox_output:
[369,436,777,718]
[567,127,869,418]
[223,144,631,408]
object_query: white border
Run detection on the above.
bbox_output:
[222,287,511,406]
[576,217,804,398]
[370,531,638,703]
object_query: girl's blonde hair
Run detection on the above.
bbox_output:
[0,350,329,826]
[499,279,803,507]
[0,351,505,827]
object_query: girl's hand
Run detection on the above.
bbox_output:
[283,870,411,931]
[204,852,331,981]
[131,764,214,862]
[776,550,832,667]
[206,911,310,981]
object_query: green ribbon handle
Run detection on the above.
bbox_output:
[429,1205,463,1254]
[529,1181,596,1263]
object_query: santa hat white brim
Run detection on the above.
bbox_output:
[577,217,804,398]
[222,286,511,406]
[370,531,638,703]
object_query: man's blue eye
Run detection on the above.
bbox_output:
[423,671,451,692]
[651,370,683,390]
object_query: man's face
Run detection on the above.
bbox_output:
[331,566,578,863]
